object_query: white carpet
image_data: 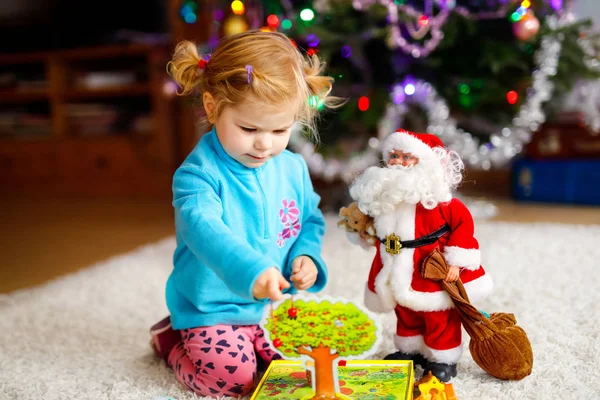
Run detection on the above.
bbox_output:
[2,215,600,400]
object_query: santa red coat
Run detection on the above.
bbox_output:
[364,198,494,313]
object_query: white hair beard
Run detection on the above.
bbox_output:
[349,148,464,216]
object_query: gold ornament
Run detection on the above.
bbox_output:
[223,16,248,36]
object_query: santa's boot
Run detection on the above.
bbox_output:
[423,362,457,382]
[383,351,426,368]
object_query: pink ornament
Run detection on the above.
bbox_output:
[513,11,540,42]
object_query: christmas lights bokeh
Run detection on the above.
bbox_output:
[179,0,600,180]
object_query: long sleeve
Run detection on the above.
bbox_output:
[284,158,328,294]
[173,164,276,300]
[441,198,481,270]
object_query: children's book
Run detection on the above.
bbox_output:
[251,359,414,400]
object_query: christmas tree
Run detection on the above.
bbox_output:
[183,0,599,180]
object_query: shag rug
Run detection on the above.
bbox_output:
[2,215,600,400]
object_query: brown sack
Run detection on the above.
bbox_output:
[421,249,533,380]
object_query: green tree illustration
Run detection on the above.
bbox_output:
[264,298,380,400]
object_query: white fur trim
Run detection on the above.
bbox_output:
[345,231,372,251]
[444,246,481,270]
[372,204,493,311]
[364,284,395,313]
[382,131,436,160]
[423,343,463,364]
[373,205,417,311]
[394,335,424,355]
[462,271,494,304]
[375,205,455,311]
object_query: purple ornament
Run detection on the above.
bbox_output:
[341,46,352,58]
[550,0,563,11]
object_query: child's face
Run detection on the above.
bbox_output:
[210,93,296,168]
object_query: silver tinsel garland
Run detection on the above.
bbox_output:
[290,14,576,180]
[578,32,600,134]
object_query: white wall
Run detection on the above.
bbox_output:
[573,0,600,29]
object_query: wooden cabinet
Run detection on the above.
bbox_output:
[0,44,177,197]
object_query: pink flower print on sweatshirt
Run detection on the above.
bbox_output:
[279,199,300,224]
[277,199,301,247]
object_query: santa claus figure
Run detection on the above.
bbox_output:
[348,130,494,382]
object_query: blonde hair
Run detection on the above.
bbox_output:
[167,30,342,140]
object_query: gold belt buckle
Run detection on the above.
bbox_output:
[385,233,402,255]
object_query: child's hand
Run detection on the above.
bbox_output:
[252,267,290,301]
[290,256,318,290]
[444,265,460,282]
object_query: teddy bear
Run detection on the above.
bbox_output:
[337,201,377,250]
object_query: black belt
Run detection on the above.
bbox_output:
[379,224,450,255]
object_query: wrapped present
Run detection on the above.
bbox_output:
[524,120,600,160]
[512,158,600,205]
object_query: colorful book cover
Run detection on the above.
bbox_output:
[251,359,414,400]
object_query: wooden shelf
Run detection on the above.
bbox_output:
[0,44,177,197]
[0,135,54,144]
[64,84,150,100]
[0,89,49,104]
[0,44,155,64]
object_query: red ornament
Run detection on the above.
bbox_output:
[507,90,519,105]
[512,10,540,41]
[288,307,298,318]
[358,96,370,112]
[418,15,429,27]
[307,48,316,56]
[197,59,207,69]
[273,338,283,348]
[267,14,279,28]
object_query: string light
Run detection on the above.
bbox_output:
[231,0,245,15]
[300,8,315,21]
[459,94,473,108]
[179,1,198,24]
[308,95,325,110]
[307,34,320,47]
[511,1,531,22]
[358,96,370,111]
[281,19,292,29]
[404,84,416,95]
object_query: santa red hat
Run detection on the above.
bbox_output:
[382,130,445,161]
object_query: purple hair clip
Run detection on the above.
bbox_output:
[245,65,253,85]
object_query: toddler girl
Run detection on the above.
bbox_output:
[149,30,340,398]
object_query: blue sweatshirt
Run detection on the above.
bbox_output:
[166,127,328,329]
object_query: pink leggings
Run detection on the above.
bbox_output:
[167,324,281,398]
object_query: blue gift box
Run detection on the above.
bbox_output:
[512,158,600,205]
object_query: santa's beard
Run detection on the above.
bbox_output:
[349,161,455,216]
